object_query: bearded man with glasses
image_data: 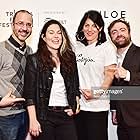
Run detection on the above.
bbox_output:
[0,10,33,140]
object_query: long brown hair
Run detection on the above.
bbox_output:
[37,19,75,73]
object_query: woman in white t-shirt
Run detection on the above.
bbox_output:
[74,10,117,140]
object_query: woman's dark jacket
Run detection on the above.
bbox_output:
[23,53,81,120]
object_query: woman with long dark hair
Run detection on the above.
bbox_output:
[23,19,80,140]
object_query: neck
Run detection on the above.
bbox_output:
[117,46,129,55]
[12,34,25,47]
[49,49,58,57]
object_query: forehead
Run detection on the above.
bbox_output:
[14,12,32,23]
[85,18,94,24]
[47,24,61,31]
[111,22,128,31]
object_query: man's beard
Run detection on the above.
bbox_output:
[113,36,131,49]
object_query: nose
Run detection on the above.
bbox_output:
[117,30,122,36]
[88,26,93,31]
[54,33,59,38]
[22,24,28,30]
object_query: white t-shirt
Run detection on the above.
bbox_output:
[48,66,68,106]
[75,41,117,112]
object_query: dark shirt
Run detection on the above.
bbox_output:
[8,36,26,52]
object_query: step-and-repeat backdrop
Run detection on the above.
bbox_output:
[0,0,139,140]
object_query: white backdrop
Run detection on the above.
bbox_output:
[0,0,140,139]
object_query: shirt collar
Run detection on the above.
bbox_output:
[86,41,97,48]
[117,42,132,58]
[8,35,26,52]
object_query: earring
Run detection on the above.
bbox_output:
[76,31,85,41]
[98,32,101,42]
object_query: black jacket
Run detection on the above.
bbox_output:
[110,44,140,127]
[23,53,81,120]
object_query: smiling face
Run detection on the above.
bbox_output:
[82,18,101,45]
[12,11,33,45]
[42,24,62,53]
[110,22,131,48]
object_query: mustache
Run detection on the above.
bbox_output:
[19,30,29,34]
[116,35,125,40]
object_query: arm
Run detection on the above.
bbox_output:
[27,105,42,137]
[23,55,37,106]
[81,64,116,100]
[73,54,81,113]
[101,64,116,90]
[23,55,42,136]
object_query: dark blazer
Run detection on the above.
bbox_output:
[23,53,81,120]
[111,43,140,127]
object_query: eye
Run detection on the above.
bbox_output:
[48,30,54,34]
[111,30,117,35]
[26,23,33,28]
[57,31,62,34]
[16,21,24,26]
[120,28,126,32]
[84,24,89,28]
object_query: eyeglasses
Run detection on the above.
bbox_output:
[14,21,33,28]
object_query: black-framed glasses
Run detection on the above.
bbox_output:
[14,21,33,28]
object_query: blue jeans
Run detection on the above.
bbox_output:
[0,111,28,140]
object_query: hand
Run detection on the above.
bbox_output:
[115,65,127,79]
[29,119,42,137]
[111,111,118,125]
[81,89,93,100]
[0,88,25,107]
[81,89,103,100]
[64,108,74,116]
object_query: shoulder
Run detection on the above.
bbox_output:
[100,41,115,48]
[26,53,38,70]
[0,41,7,51]
[27,53,38,61]
[73,41,86,52]
[0,40,13,56]
[26,45,33,54]
[133,43,140,50]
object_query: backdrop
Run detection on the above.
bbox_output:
[0,0,139,139]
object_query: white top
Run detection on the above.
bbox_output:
[48,65,68,106]
[75,41,117,112]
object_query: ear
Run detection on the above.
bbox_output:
[41,34,45,41]
[11,22,14,30]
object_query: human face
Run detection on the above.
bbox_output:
[43,24,62,53]
[83,18,101,45]
[12,12,33,45]
[110,22,131,48]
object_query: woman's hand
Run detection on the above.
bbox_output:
[64,108,74,116]
[29,119,42,137]
[81,89,93,100]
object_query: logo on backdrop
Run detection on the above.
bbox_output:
[0,9,16,28]
[0,9,126,29]
[38,10,67,27]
